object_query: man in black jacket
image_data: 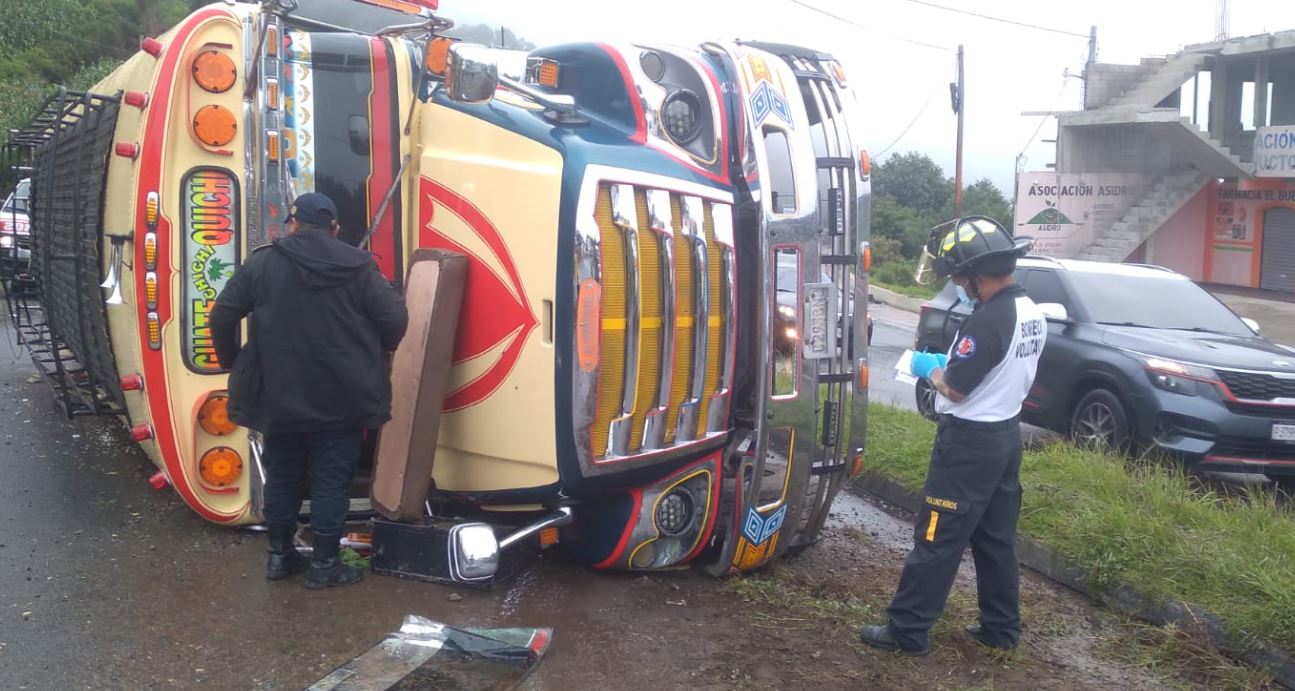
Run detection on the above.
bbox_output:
[210,193,408,589]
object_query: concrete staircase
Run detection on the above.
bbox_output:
[1107,52,1211,109]
[1077,168,1209,262]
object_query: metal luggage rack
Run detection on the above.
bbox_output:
[6,294,125,417]
[5,88,127,418]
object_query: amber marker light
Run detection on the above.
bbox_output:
[143,232,158,269]
[146,311,162,349]
[426,37,452,77]
[537,60,560,88]
[198,395,237,436]
[193,105,237,147]
[266,131,281,163]
[857,363,869,390]
[266,78,280,110]
[859,149,872,178]
[199,447,243,487]
[576,279,602,372]
[850,450,864,477]
[192,50,237,93]
[540,527,560,548]
[145,193,159,231]
[265,24,280,58]
[862,242,872,273]
[144,271,159,309]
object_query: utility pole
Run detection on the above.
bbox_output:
[953,44,965,216]
[1083,26,1097,110]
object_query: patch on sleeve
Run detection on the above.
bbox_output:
[953,335,977,359]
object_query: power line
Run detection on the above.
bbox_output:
[874,82,945,158]
[782,0,953,52]
[902,0,1089,38]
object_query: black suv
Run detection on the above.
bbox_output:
[914,257,1295,486]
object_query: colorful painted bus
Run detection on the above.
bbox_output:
[5,0,871,581]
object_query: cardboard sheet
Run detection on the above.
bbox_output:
[371,249,466,521]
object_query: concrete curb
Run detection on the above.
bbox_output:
[852,472,1295,688]
[869,285,925,313]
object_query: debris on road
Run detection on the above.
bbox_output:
[308,615,551,691]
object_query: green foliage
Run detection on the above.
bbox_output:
[873,151,952,215]
[0,0,202,133]
[862,402,1295,652]
[870,152,1013,262]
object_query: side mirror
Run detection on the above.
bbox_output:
[1038,302,1070,323]
[448,522,498,581]
[1242,317,1260,334]
[446,44,499,105]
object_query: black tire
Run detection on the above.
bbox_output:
[1070,388,1129,451]
[915,378,939,421]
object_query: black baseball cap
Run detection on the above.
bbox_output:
[288,192,338,226]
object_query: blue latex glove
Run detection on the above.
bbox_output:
[910,351,948,380]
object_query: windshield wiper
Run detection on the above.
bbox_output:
[1096,321,1157,329]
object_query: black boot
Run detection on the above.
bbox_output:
[305,533,364,590]
[964,624,1017,650]
[859,624,929,655]
[265,523,308,580]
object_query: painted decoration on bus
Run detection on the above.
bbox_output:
[182,168,240,373]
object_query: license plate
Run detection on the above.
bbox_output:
[802,282,837,360]
[1273,424,1295,442]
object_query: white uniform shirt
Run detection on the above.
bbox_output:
[934,284,1047,422]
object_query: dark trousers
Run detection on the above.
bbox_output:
[887,415,1023,651]
[262,428,362,537]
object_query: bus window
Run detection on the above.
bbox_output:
[763,128,796,215]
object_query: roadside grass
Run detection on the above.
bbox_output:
[1096,621,1276,690]
[872,279,939,301]
[862,402,1295,659]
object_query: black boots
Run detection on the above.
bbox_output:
[964,623,1018,650]
[305,533,364,590]
[265,524,308,580]
[859,624,930,656]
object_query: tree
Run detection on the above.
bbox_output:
[952,178,1012,229]
[873,152,953,216]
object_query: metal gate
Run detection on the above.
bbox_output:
[1261,207,1295,294]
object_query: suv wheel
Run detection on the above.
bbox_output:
[1070,389,1129,451]
[915,378,938,421]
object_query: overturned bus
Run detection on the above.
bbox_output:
[5,0,871,581]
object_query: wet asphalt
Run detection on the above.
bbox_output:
[0,334,640,690]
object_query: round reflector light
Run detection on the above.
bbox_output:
[192,50,237,93]
[198,394,236,436]
[193,105,237,147]
[200,447,243,487]
[655,489,694,536]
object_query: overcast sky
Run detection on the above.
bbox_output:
[445,0,1295,195]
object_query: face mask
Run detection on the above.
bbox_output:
[955,284,975,308]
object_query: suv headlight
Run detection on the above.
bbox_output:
[1142,357,1216,397]
[0,235,11,249]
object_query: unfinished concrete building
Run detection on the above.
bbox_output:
[1019,30,1295,293]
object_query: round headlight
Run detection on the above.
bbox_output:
[662,90,702,145]
[655,489,694,536]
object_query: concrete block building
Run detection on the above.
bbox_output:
[1016,30,1295,293]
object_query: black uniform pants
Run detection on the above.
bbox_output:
[886,414,1023,651]
[262,428,363,537]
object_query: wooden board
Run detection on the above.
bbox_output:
[371,249,466,521]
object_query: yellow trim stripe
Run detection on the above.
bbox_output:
[602,317,666,330]
[925,511,939,542]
